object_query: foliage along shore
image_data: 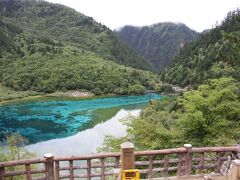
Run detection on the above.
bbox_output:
[99,77,240,153]
[0,90,99,105]
[0,88,160,105]
[99,10,240,152]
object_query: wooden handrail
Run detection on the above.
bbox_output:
[0,145,239,180]
[135,146,240,156]
[54,152,121,161]
[0,146,238,167]
[0,158,45,167]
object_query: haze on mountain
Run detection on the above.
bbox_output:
[116,23,198,72]
[47,0,240,33]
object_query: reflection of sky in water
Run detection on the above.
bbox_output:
[27,109,140,157]
[0,93,162,144]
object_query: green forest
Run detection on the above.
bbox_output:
[100,10,240,152]
[161,10,240,86]
[0,0,158,101]
[100,77,240,152]
[0,0,151,70]
[0,0,240,157]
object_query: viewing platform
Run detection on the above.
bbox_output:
[0,143,240,180]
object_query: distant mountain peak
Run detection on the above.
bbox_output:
[116,22,198,72]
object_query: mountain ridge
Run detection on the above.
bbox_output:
[0,0,152,71]
[0,0,158,100]
[116,22,198,71]
[160,9,240,86]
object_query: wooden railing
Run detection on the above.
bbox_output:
[0,144,239,180]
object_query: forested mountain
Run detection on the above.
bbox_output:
[116,23,198,71]
[100,10,240,151]
[0,0,152,70]
[0,0,158,100]
[161,10,240,86]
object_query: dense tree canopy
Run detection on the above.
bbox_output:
[101,10,240,152]
[100,77,240,151]
[178,78,240,146]
[161,9,240,86]
[0,52,157,94]
[0,0,158,99]
[0,0,152,71]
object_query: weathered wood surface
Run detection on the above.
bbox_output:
[0,146,239,179]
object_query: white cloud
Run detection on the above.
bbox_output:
[47,0,240,32]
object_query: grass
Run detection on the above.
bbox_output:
[0,84,41,103]
[0,86,116,105]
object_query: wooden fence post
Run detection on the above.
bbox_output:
[0,167,5,180]
[119,142,135,180]
[44,153,54,180]
[121,142,135,170]
[183,144,192,175]
[87,159,91,180]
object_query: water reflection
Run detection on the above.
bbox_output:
[0,93,162,144]
[27,109,140,157]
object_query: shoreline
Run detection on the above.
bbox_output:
[0,90,162,105]
[0,90,97,105]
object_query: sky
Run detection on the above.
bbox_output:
[47,0,240,32]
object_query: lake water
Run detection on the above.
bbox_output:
[0,93,162,156]
[27,109,140,157]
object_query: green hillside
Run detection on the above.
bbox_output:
[0,0,158,101]
[0,0,151,71]
[100,10,240,151]
[116,23,198,71]
[161,10,240,86]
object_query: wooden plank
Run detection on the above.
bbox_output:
[55,161,60,180]
[163,156,169,177]
[0,146,237,167]
[148,156,153,179]
[177,153,183,176]
[153,167,178,172]
[183,145,192,175]
[199,152,204,174]
[28,169,46,174]
[87,159,91,180]
[25,164,32,180]
[134,146,240,157]
[192,164,216,169]
[54,152,120,161]
[135,157,228,166]
[100,158,105,180]
[215,152,222,173]
[32,177,47,180]
[44,154,54,180]
[136,159,181,166]
[0,167,5,180]
[0,159,45,167]
[69,160,74,180]
[115,156,120,168]
[3,170,26,176]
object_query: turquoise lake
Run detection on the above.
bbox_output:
[0,93,162,145]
